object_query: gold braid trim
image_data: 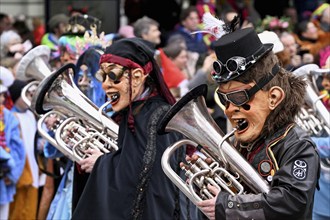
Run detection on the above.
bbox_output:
[267,123,295,171]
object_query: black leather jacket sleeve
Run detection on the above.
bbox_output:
[215,129,320,220]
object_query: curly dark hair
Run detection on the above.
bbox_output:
[234,52,306,137]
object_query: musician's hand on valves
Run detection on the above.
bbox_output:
[79,148,103,173]
[44,114,60,131]
[197,184,219,220]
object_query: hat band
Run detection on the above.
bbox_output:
[100,54,153,74]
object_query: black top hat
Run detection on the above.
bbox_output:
[212,27,273,83]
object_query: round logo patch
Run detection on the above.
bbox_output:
[292,159,308,180]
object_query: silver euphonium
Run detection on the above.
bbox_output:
[30,63,118,162]
[157,85,270,208]
[16,45,53,107]
[293,64,330,136]
[15,45,67,149]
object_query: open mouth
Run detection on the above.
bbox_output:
[235,119,248,133]
[108,92,120,105]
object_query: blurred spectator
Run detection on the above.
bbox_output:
[280,31,304,69]
[318,4,330,32]
[320,46,330,69]
[41,13,69,60]
[320,68,330,110]
[8,80,40,220]
[0,71,25,220]
[295,20,329,62]
[0,30,31,60]
[258,30,284,54]
[118,25,135,38]
[160,42,189,98]
[166,34,199,76]
[172,6,208,56]
[133,16,161,47]
[258,30,294,72]
[220,8,239,23]
[311,66,330,220]
[225,0,261,27]
[163,43,189,75]
[12,17,35,46]
[0,66,15,109]
[32,17,46,45]
[0,13,12,36]
[0,57,20,79]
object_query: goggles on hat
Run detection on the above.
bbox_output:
[212,46,268,82]
[216,63,280,107]
[212,56,256,82]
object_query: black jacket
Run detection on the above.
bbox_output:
[72,95,199,220]
[215,124,320,220]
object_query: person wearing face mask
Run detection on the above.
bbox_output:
[192,25,320,220]
[8,80,41,220]
[72,38,200,220]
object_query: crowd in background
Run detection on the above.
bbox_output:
[0,0,329,219]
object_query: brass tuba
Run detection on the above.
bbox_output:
[157,85,270,208]
[293,64,330,136]
[31,63,118,162]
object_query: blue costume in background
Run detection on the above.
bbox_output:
[43,138,73,220]
[173,26,208,55]
[311,136,330,220]
[0,108,25,205]
[74,47,106,107]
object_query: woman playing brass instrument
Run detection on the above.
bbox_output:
[73,38,200,220]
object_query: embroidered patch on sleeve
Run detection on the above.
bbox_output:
[292,159,308,180]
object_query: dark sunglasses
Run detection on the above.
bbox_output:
[217,63,280,108]
[96,67,127,84]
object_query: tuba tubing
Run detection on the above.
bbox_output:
[21,81,40,108]
[30,63,119,160]
[37,110,67,150]
[293,64,330,135]
[31,63,119,136]
[55,116,118,162]
[158,85,270,205]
